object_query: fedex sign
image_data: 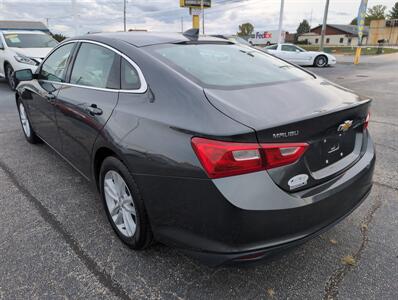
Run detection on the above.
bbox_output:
[248,30,283,45]
[256,32,273,39]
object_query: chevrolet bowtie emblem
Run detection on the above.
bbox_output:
[337,120,353,132]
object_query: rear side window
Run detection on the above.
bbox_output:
[151,44,312,88]
[40,43,75,82]
[70,43,119,89]
[121,58,140,90]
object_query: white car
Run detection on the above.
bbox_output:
[0,30,58,90]
[264,43,336,67]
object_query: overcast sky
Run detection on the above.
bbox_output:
[0,0,396,36]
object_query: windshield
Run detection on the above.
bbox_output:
[4,33,58,48]
[150,43,312,89]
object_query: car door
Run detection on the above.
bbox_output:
[264,44,278,55]
[55,42,120,178]
[0,34,5,76]
[280,44,301,64]
[26,42,76,151]
[291,45,311,65]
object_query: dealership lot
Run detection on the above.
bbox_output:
[0,54,397,299]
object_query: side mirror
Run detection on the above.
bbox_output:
[15,69,34,82]
[296,49,300,53]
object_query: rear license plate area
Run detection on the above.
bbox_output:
[307,130,357,171]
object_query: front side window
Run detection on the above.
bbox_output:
[4,33,58,48]
[281,45,298,52]
[70,43,118,89]
[150,44,312,89]
[121,58,140,90]
[40,43,75,82]
[265,44,278,50]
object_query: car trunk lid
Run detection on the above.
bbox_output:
[204,78,371,191]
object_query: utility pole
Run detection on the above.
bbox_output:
[320,0,330,51]
[123,0,127,32]
[201,0,204,34]
[277,0,285,44]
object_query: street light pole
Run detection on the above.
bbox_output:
[277,0,285,45]
[320,0,330,51]
[123,0,127,32]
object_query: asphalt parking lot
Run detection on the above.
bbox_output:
[0,54,397,299]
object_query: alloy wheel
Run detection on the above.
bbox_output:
[19,103,31,138]
[104,170,137,237]
[316,56,327,67]
[6,66,16,90]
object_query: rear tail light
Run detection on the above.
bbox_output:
[261,143,309,169]
[191,138,263,179]
[191,137,308,179]
[364,112,370,130]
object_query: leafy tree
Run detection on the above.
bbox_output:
[388,2,398,19]
[350,5,387,25]
[52,33,67,42]
[367,4,387,20]
[296,19,311,34]
[237,23,254,37]
[296,19,310,37]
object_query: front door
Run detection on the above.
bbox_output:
[27,43,76,151]
[56,42,121,178]
[0,35,5,77]
[281,45,301,64]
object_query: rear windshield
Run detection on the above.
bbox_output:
[150,43,313,89]
[4,33,58,48]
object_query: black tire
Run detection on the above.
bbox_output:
[17,98,41,144]
[314,55,328,68]
[5,64,18,91]
[99,156,153,249]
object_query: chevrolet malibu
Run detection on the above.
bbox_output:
[14,32,375,265]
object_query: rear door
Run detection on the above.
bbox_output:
[56,42,120,178]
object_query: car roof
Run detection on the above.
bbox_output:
[76,31,229,47]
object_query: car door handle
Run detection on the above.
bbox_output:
[85,104,103,116]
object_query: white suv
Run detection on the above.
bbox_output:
[0,30,58,90]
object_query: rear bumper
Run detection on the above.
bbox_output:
[136,135,375,266]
